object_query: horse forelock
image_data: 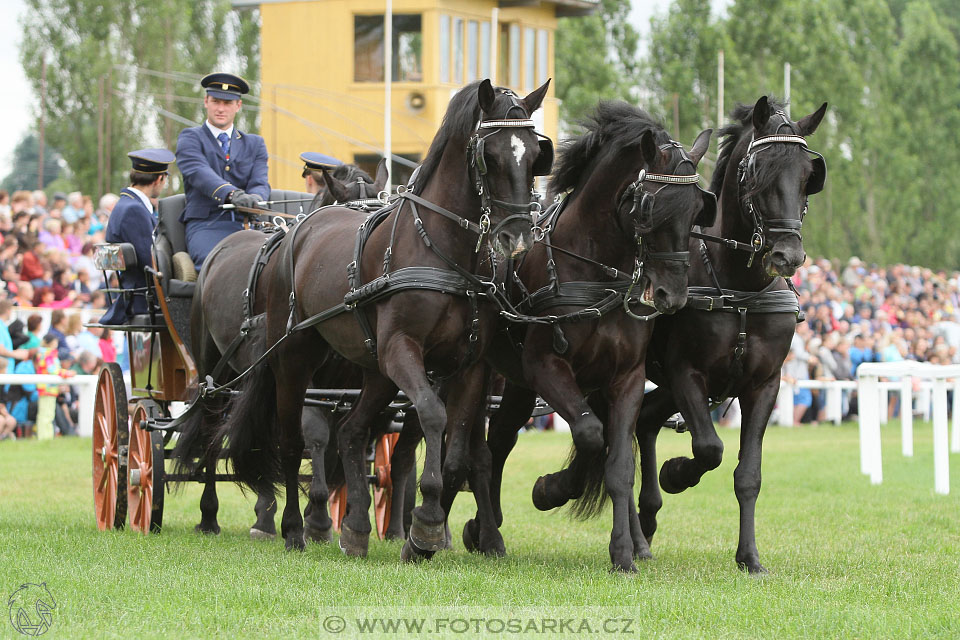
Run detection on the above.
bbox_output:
[549,101,671,198]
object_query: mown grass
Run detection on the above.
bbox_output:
[1,422,958,639]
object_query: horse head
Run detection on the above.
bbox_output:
[616,127,713,315]
[471,78,552,258]
[317,160,389,208]
[740,95,828,277]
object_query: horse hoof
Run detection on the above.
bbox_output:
[658,458,689,494]
[401,537,435,563]
[195,523,221,535]
[610,562,639,575]
[338,524,370,558]
[284,532,306,552]
[409,516,446,553]
[304,524,332,544]
[531,476,568,511]
[636,548,653,561]
[462,519,480,553]
[737,560,769,575]
[249,527,276,540]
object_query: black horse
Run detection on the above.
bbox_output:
[529,96,827,574]
[467,101,714,571]
[213,79,551,558]
[171,162,388,542]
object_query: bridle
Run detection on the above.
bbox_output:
[737,110,827,267]
[465,90,553,253]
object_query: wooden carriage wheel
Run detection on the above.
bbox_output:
[127,401,165,534]
[328,485,347,533]
[92,363,128,531]
[373,433,399,540]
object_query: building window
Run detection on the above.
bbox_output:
[466,20,478,83]
[480,21,491,80]
[439,15,450,83]
[354,14,422,82]
[524,27,535,90]
[537,29,549,86]
[452,17,464,84]
[502,23,519,89]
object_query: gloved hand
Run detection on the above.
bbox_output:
[228,189,262,210]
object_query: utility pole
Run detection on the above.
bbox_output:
[783,62,791,117]
[38,53,47,190]
[105,69,113,193]
[97,76,104,197]
[717,49,724,137]
[384,0,393,193]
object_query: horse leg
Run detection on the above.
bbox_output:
[250,491,278,539]
[658,373,724,494]
[378,335,448,562]
[384,411,422,540]
[606,371,651,572]
[732,375,779,574]
[634,387,678,544]
[529,392,610,512]
[524,352,604,454]
[274,376,311,552]
[337,371,399,557]
[302,406,333,543]
[485,383,536,528]
[195,459,221,535]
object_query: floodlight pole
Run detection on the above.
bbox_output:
[384,0,393,193]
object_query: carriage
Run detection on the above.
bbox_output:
[88,189,414,536]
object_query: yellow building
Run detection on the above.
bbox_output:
[234,0,597,189]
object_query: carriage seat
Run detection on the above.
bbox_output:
[155,190,315,298]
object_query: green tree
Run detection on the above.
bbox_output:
[645,0,722,147]
[1,133,63,192]
[20,0,260,196]
[555,0,641,128]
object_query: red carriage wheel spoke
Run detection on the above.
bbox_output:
[373,433,399,540]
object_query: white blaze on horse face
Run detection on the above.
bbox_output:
[510,134,526,166]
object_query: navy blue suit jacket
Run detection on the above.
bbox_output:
[100,188,155,324]
[176,124,270,222]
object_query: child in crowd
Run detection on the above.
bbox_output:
[33,333,74,440]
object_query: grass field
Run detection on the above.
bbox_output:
[1,422,958,639]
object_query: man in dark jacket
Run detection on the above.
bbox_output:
[176,72,270,268]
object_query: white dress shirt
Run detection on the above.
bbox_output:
[128,186,153,214]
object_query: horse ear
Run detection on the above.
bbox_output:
[478,79,496,114]
[521,79,551,115]
[752,96,771,132]
[639,130,658,167]
[797,102,828,137]
[321,169,350,204]
[689,128,712,165]
[373,158,390,191]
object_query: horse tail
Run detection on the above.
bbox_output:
[209,361,281,496]
[568,444,609,520]
[169,398,220,483]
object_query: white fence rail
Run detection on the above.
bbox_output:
[0,373,99,437]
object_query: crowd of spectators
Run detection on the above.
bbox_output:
[783,257,960,424]
[0,187,124,440]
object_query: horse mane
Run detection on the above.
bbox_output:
[548,101,672,196]
[413,80,485,195]
[711,96,800,198]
